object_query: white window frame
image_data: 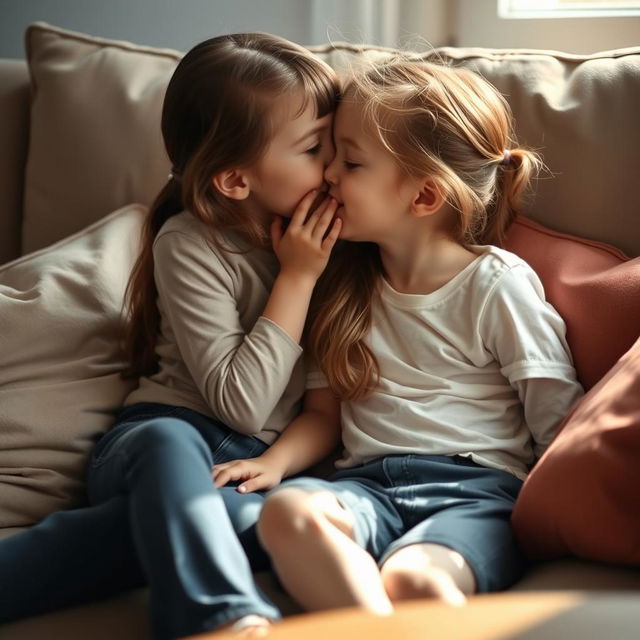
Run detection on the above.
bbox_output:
[498,0,640,18]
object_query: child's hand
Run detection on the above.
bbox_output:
[271,190,341,282]
[213,457,285,493]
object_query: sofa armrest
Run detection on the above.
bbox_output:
[0,59,30,266]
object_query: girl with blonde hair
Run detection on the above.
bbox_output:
[248,57,583,612]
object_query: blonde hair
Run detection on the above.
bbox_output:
[124,33,339,378]
[308,57,542,400]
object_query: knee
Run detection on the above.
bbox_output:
[258,489,322,556]
[132,418,202,451]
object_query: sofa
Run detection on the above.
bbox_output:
[1,22,639,640]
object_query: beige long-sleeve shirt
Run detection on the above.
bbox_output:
[125,211,306,444]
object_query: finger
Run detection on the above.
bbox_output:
[302,192,333,230]
[237,477,266,494]
[311,198,339,240]
[214,469,231,487]
[289,189,320,229]
[321,217,342,251]
[214,466,245,488]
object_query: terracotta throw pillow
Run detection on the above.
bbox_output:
[504,216,640,391]
[512,334,640,566]
[0,205,144,527]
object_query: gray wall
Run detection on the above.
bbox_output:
[0,0,314,58]
[0,0,452,59]
[1,0,637,60]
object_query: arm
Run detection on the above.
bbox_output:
[152,194,339,435]
[213,387,342,493]
[480,263,584,457]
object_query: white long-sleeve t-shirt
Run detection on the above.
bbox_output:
[308,246,584,480]
[125,211,306,444]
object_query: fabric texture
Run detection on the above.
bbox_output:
[125,211,305,444]
[0,204,144,527]
[504,216,640,391]
[308,246,582,480]
[512,335,640,566]
[23,23,180,253]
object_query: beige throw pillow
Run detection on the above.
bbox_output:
[23,22,180,253]
[0,204,144,527]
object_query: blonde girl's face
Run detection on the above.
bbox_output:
[324,96,420,243]
[245,90,334,218]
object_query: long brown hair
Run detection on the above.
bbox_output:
[308,58,542,400]
[124,33,339,378]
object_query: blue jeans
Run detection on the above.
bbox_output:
[0,403,280,639]
[278,454,526,593]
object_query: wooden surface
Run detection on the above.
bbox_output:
[191,591,640,639]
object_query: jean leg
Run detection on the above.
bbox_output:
[0,496,143,622]
[220,487,270,572]
[87,417,280,640]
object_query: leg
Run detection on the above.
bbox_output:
[258,487,393,615]
[87,415,279,640]
[0,496,143,622]
[219,486,270,572]
[380,542,473,606]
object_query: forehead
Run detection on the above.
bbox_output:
[334,97,379,148]
[267,89,325,140]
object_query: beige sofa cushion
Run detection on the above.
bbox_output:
[0,204,144,527]
[23,23,179,254]
[23,23,639,256]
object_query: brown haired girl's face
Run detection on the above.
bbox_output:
[324,96,420,243]
[244,89,334,218]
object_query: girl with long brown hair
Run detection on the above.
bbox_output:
[254,57,583,613]
[0,33,342,638]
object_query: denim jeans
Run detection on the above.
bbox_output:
[0,403,280,639]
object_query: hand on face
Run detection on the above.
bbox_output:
[271,189,342,282]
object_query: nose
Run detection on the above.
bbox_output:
[324,154,338,186]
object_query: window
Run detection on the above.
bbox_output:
[498,0,640,18]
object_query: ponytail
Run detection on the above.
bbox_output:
[484,147,543,246]
[122,179,183,378]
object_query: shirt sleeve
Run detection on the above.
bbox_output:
[152,229,302,435]
[479,263,584,450]
[304,354,330,390]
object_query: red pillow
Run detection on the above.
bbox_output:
[504,216,640,390]
[511,334,640,565]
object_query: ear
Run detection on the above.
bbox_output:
[410,178,445,218]
[212,168,251,200]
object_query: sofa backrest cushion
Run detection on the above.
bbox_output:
[0,204,143,527]
[23,23,179,255]
[22,23,640,257]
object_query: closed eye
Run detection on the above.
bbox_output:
[306,143,322,155]
[344,161,360,169]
